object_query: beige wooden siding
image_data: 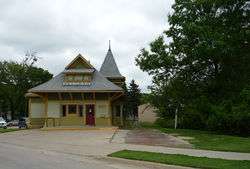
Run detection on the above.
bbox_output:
[48,101,60,118]
[30,98,44,118]
[96,100,109,118]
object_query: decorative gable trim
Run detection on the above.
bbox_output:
[65,54,94,69]
[63,82,91,86]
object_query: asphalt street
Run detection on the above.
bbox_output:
[0,142,112,169]
[0,141,184,169]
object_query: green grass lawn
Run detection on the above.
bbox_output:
[0,128,19,133]
[141,123,250,153]
[109,150,250,169]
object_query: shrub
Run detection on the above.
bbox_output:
[207,103,250,136]
[180,110,206,129]
[155,118,174,128]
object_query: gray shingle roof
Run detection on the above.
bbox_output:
[99,49,123,78]
[28,52,125,93]
[28,69,123,93]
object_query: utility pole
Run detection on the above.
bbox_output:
[174,107,178,129]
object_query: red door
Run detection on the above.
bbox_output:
[86,104,95,125]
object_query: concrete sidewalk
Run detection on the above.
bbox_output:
[124,144,250,160]
[112,130,250,161]
[0,130,193,169]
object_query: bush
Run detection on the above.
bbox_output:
[207,110,231,132]
[122,119,139,129]
[180,111,206,129]
[206,102,250,136]
[179,100,210,130]
[139,122,157,128]
[230,105,250,135]
[155,99,250,136]
[153,88,250,136]
[155,118,174,128]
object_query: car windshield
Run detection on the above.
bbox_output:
[0,117,5,121]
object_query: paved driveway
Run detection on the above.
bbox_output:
[0,129,189,169]
[125,129,192,148]
[0,129,249,169]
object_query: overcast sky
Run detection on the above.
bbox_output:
[0,0,174,92]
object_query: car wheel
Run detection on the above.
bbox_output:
[3,126,7,129]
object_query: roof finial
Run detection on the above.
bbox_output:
[108,40,111,51]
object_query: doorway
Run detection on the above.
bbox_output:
[85,104,95,125]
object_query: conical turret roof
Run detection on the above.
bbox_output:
[100,42,123,78]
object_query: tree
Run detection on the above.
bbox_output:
[135,0,250,134]
[0,53,53,119]
[121,82,129,118]
[127,80,141,118]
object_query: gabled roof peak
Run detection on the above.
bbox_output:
[65,54,94,70]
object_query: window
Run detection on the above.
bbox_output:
[78,105,83,117]
[64,73,92,85]
[72,93,82,100]
[84,93,94,100]
[83,75,91,81]
[115,105,121,117]
[66,75,74,81]
[62,105,67,117]
[75,75,83,81]
[68,105,77,114]
[61,104,82,116]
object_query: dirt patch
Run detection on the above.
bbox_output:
[125,129,193,148]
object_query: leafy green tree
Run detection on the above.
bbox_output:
[136,0,250,134]
[140,93,151,105]
[0,53,52,119]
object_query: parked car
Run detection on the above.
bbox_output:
[18,118,30,129]
[0,117,7,129]
[7,120,19,127]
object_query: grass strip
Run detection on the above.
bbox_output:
[141,123,250,153]
[0,128,19,133]
[109,150,250,169]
